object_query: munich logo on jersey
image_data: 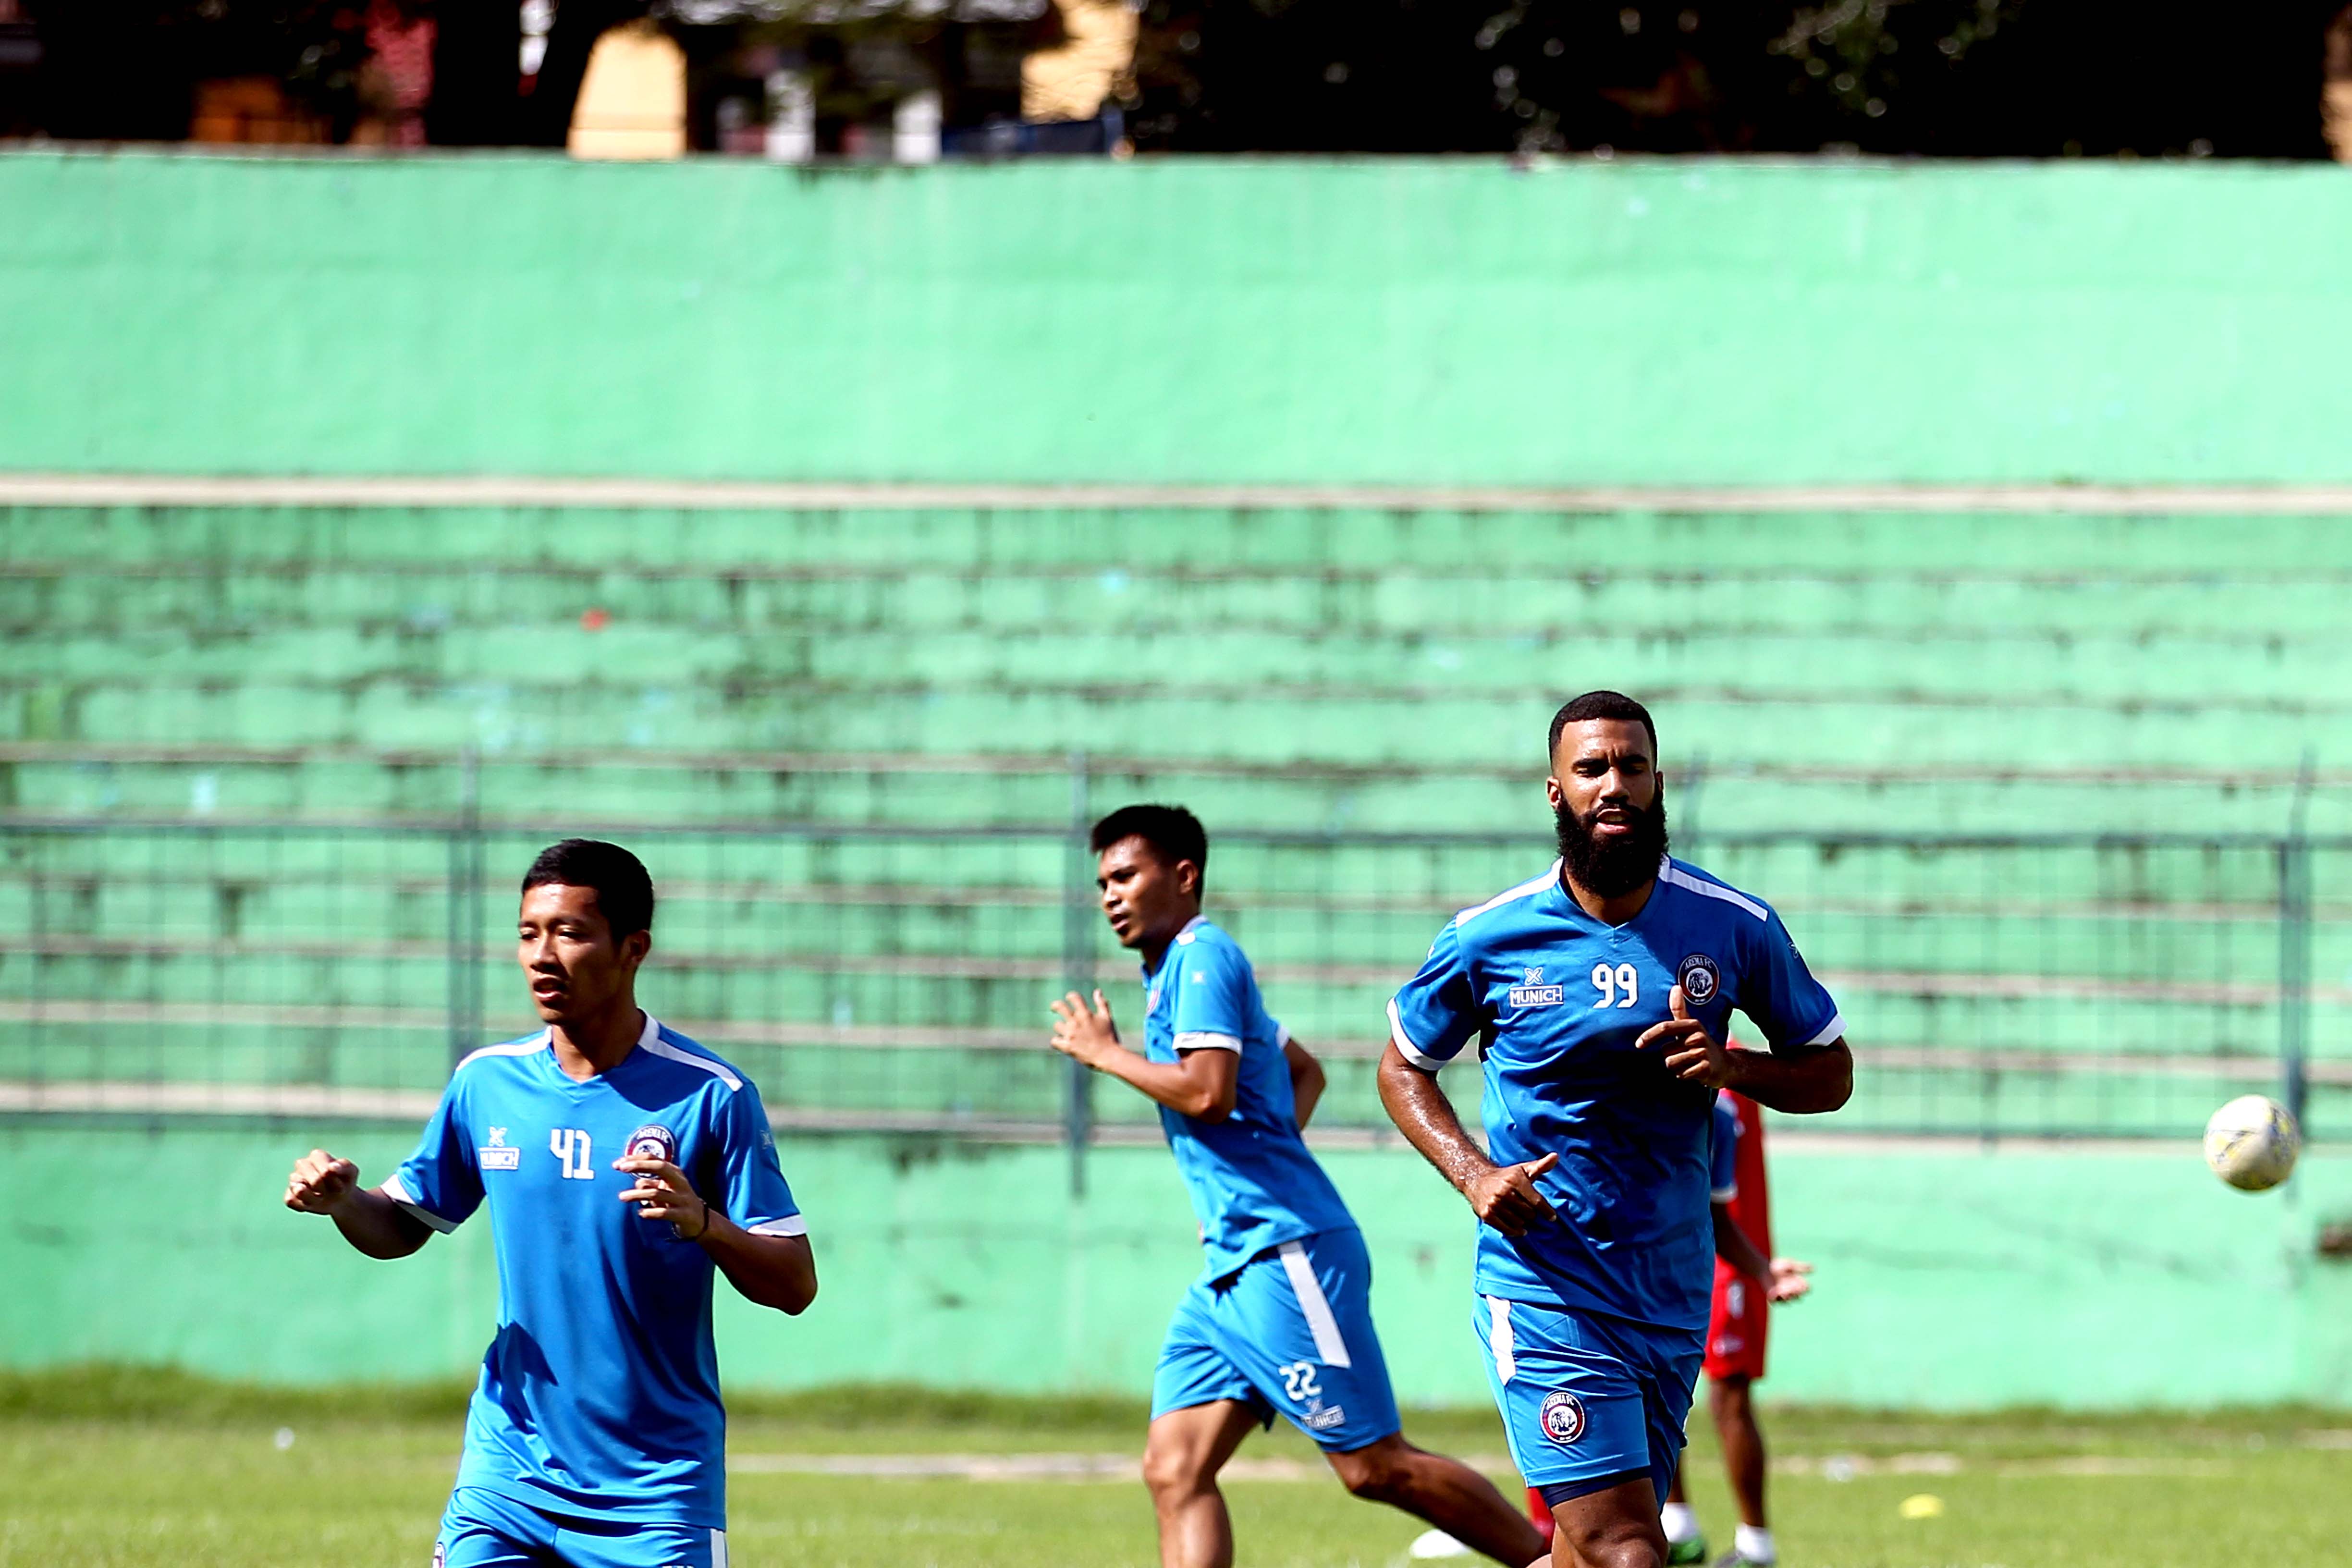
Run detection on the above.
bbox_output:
[1677,953,1722,1006]
[478,1125,520,1171]
[1538,1389,1587,1446]
[1507,966,1567,1009]
[626,1125,678,1166]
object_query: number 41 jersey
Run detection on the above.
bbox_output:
[1387,856,1839,1335]
[386,1013,804,1529]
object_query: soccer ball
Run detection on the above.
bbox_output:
[2203,1095,2301,1192]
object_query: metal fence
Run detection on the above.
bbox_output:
[2,814,2344,1165]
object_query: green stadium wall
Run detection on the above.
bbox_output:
[7,1125,2349,1410]
[4,150,2352,485]
[10,150,2352,1410]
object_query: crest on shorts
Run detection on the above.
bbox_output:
[1676,953,1722,1006]
[1538,1390,1587,1446]
[626,1124,678,1166]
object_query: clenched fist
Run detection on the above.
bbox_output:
[285,1149,361,1214]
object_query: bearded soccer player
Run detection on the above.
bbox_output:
[284,839,816,1568]
[1378,693,1852,1568]
[1050,805,1550,1568]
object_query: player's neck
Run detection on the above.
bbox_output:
[1559,868,1656,927]
[550,1000,645,1080]
[1137,904,1203,972]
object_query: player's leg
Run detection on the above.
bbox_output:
[1706,1375,1772,1564]
[1141,1398,1261,1568]
[435,1487,556,1568]
[1148,1277,1272,1568]
[1214,1230,1548,1565]
[1324,1432,1550,1565]
[1478,1298,1681,1568]
[1543,1475,1673,1568]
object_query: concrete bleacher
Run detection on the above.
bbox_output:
[2,498,2346,1140]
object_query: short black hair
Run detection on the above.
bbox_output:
[1089,803,1208,877]
[1547,690,1659,761]
[521,839,656,939]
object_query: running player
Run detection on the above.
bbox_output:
[1660,1090,1812,1568]
[1049,804,1550,1568]
[283,839,816,1568]
[1379,691,1853,1568]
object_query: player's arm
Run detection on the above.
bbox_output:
[1377,1043,1557,1236]
[1282,1033,1326,1130]
[616,1155,819,1313]
[283,1149,433,1259]
[1712,1204,1813,1303]
[1048,989,1238,1120]
[1637,985,1853,1114]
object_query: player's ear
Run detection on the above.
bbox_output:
[619,928,652,968]
[1177,859,1202,899]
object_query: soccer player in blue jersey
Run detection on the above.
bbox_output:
[1050,805,1551,1568]
[1378,692,1852,1568]
[283,839,816,1568]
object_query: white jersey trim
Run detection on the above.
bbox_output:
[1274,1020,1292,1049]
[1173,915,1208,946]
[1453,863,1560,928]
[1277,1240,1353,1368]
[380,1172,461,1234]
[1657,858,1769,922]
[1797,1011,1846,1048]
[1486,1295,1517,1385]
[1711,1181,1740,1203]
[1386,998,1449,1072]
[747,1215,809,1237]
[637,1015,745,1091]
[1173,1030,1242,1054]
[711,1528,728,1568]
[454,1031,551,1073]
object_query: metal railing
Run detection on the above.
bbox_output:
[2,808,2344,1171]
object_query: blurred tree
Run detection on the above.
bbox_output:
[1127,0,2339,156]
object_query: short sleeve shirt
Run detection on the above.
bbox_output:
[1143,917,1358,1279]
[1387,857,1839,1333]
[388,1014,802,1528]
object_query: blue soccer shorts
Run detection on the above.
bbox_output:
[1151,1225,1402,1453]
[1474,1294,1705,1507]
[436,1487,727,1568]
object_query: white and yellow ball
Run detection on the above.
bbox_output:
[2203,1094,2301,1192]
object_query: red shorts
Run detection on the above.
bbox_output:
[1702,1259,1768,1382]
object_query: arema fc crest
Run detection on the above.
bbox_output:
[626,1124,678,1166]
[1538,1390,1587,1446]
[1676,953,1722,1006]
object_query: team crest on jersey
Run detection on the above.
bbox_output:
[478,1125,520,1171]
[626,1124,678,1166]
[1676,953,1722,1006]
[1538,1390,1587,1446]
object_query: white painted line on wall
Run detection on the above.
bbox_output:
[12,472,2352,514]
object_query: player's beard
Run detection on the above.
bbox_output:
[1555,789,1670,898]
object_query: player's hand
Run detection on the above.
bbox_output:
[615,1155,711,1240]
[1638,985,1742,1089]
[284,1149,362,1214]
[1766,1257,1813,1303]
[1048,989,1124,1070]
[1462,1152,1559,1236]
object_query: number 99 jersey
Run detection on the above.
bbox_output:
[1386,855,1839,1335]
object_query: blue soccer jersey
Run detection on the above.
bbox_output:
[1143,917,1357,1279]
[386,1014,803,1529]
[1387,856,1839,1334]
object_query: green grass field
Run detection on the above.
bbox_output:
[4,1369,2347,1568]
